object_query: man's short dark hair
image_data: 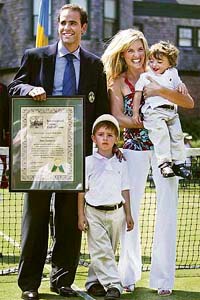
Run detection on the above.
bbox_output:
[57,4,88,26]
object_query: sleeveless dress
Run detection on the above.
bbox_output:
[123,78,153,151]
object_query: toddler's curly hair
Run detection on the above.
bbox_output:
[148,41,179,67]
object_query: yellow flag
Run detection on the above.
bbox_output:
[36,0,49,47]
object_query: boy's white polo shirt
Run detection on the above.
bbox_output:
[85,152,130,207]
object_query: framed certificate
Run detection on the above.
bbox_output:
[10,96,85,192]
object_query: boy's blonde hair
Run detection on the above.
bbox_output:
[149,41,179,67]
[101,29,149,84]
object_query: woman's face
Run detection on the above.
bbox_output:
[122,39,146,71]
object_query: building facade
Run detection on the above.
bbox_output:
[0,0,133,84]
[0,0,199,116]
[133,0,200,117]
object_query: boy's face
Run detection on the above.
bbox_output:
[149,55,171,74]
[92,126,118,155]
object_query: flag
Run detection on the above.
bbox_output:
[36,0,49,47]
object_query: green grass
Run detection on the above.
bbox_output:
[0,182,200,299]
[0,268,199,300]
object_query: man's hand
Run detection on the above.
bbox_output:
[28,87,47,101]
[143,76,161,99]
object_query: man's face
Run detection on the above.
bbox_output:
[58,9,87,51]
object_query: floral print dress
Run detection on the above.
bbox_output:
[123,78,153,151]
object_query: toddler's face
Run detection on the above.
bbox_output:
[149,55,171,74]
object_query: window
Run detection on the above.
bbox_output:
[197,28,200,48]
[69,0,88,10]
[69,0,89,39]
[178,26,200,48]
[103,0,118,40]
[178,27,192,47]
[33,0,52,37]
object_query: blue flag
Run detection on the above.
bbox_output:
[36,0,49,47]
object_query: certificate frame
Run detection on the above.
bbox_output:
[10,96,85,192]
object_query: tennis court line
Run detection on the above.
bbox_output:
[0,232,95,300]
[1,228,104,300]
[0,231,21,248]
[44,264,95,300]
[73,284,96,300]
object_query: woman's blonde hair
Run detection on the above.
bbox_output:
[101,28,149,84]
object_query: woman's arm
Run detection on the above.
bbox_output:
[133,91,143,125]
[108,79,142,129]
[144,77,194,109]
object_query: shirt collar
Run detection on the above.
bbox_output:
[57,40,80,60]
[93,151,116,161]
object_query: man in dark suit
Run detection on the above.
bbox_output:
[0,82,9,188]
[0,83,9,147]
[8,4,109,300]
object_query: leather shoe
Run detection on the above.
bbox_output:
[21,291,39,300]
[105,287,120,300]
[172,164,191,179]
[50,286,77,297]
[88,283,106,296]
[159,162,175,178]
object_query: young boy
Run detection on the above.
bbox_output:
[133,41,191,179]
[78,114,134,300]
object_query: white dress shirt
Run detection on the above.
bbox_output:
[52,40,80,95]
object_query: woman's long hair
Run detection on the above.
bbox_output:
[101,29,149,84]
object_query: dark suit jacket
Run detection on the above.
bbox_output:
[0,83,9,146]
[8,43,109,155]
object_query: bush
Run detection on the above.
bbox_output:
[180,115,200,147]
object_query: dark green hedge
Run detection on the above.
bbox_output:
[180,116,200,140]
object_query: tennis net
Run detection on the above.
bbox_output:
[0,147,199,275]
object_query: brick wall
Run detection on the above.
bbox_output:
[134,15,200,72]
[0,1,199,118]
[179,74,200,118]
[134,15,200,117]
[0,0,133,82]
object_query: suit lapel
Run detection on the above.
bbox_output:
[78,48,89,93]
[42,43,57,95]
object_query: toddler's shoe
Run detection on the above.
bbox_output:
[172,163,191,179]
[157,288,172,296]
[159,162,175,178]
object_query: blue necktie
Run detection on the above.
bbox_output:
[62,53,76,96]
